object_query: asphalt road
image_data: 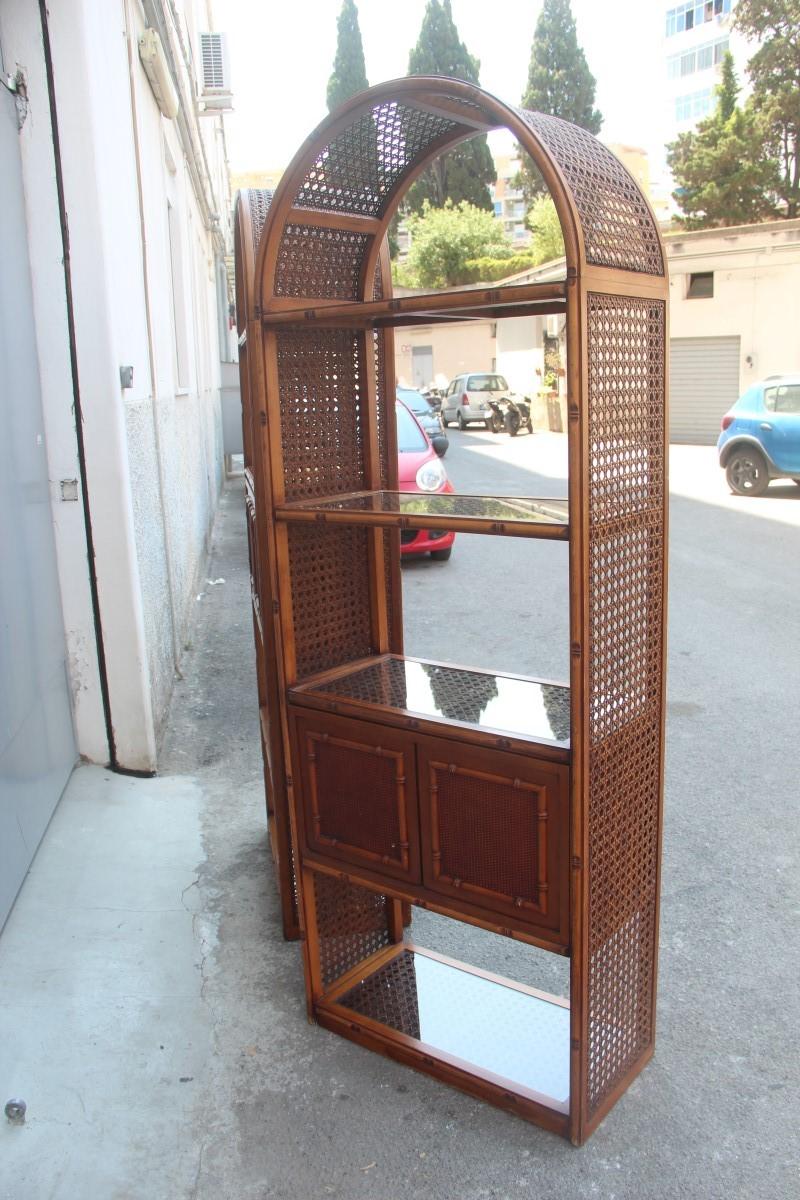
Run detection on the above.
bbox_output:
[159,435,799,1200]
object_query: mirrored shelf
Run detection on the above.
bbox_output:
[290,654,571,760]
[320,943,570,1118]
[276,491,569,540]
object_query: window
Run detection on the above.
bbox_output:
[675,87,713,122]
[668,38,727,77]
[395,400,428,452]
[764,385,800,414]
[687,272,714,298]
[493,201,503,217]
[666,0,731,37]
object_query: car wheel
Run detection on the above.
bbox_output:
[430,547,452,561]
[441,414,449,428]
[526,419,533,434]
[726,447,770,496]
[457,412,467,430]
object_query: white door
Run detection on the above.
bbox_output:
[412,345,433,390]
[670,336,741,445]
[0,88,76,928]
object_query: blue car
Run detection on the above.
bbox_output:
[717,376,800,496]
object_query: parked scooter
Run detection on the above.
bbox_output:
[486,394,534,436]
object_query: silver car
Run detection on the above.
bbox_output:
[441,372,512,430]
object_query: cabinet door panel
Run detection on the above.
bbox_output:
[292,710,421,883]
[418,739,568,938]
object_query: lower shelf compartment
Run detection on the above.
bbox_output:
[320,943,570,1117]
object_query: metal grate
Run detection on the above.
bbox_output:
[274,224,369,299]
[294,102,458,217]
[313,872,394,989]
[431,763,542,909]
[309,734,405,865]
[199,32,228,91]
[516,110,664,276]
[585,293,666,1115]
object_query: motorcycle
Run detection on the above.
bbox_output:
[486,394,534,436]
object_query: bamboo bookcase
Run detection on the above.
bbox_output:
[234,77,668,1145]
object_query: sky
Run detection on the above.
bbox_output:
[219,0,668,176]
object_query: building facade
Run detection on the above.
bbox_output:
[0,0,234,926]
[663,0,745,135]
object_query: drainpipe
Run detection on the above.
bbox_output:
[37,0,118,770]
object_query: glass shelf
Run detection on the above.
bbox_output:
[323,944,570,1113]
[290,654,570,756]
[276,491,569,540]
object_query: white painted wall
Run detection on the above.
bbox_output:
[666,219,800,390]
[1,0,232,771]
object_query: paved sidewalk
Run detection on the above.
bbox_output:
[1,475,798,1200]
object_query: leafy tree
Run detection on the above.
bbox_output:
[406,0,496,212]
[667,54,779,228]
[525,195,565,264]
[327,0,368,112]
[734,0,800,217]
[518,0,602,202]
[398,201,515,288]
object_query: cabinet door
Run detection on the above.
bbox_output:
[418,738,568,939]
[292,710,421,883]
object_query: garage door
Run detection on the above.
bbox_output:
[670,336,741,444]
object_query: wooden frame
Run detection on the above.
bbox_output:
[234,76,668,1145]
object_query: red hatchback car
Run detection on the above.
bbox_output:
[396,399,455,561]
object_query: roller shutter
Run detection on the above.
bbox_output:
[669,336,740,444]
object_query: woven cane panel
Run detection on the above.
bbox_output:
[311,735,404,864]
[585,293,665,1116]
[247,188,273,259]
[516,110,664,276]
[276,329,367,500]
[294,102,458,218]
[431,765,541,908]
[313,872,393,990]
[274,224,369,299]
[338,950,421,1038]
[288,524,375,678]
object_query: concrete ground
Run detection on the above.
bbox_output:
[1,434,798,1199]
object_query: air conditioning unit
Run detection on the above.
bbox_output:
[199,32,233,113]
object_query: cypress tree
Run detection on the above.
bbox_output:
[406,0,496,213]
[327,0,368,112]
[519,0,602,200]
[666,54,779,229]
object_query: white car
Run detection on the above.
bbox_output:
[441,372,513,430]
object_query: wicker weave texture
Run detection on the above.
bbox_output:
[430,763,542,908]
[339,950,422,1038]
[275,224,369,299]
[293,102,458,218]
[310,734,405,865]
[585,293,665,1116]
[516,110,664,277]
[247,188,273,258]
[313,872,394,989]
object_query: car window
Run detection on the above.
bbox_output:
[467,374,508,392]
[765,384,800,414]
[395,402,428,452]
[467,375,493,392]
[397,387,427,413]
